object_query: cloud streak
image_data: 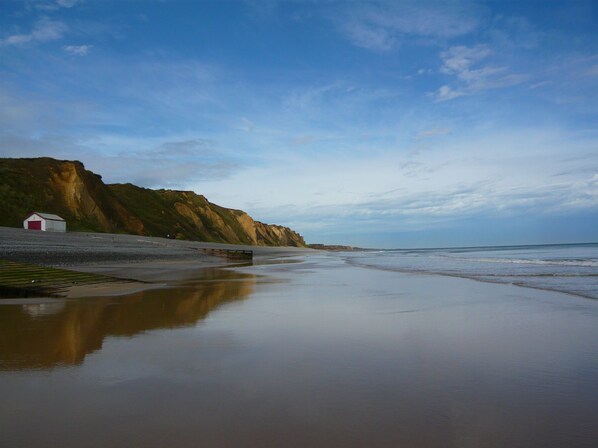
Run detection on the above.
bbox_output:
[335,0,483,51]
[62,44,92,56]
[435,45,527,100]
[35,0,79,11]
[254,175,598,238]
[0,17,67,46]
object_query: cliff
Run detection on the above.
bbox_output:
[0,157,305,247]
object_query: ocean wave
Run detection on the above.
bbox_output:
[427,253,598,267]
[455,257,598,267]
[344,257,598,300]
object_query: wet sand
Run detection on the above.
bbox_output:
[1,250,598,447]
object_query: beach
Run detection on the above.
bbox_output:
[1,230,597,447]
[0,226,311,297]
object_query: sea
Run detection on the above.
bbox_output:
[345,242,598,300]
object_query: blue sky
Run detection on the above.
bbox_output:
[1,0,597,248]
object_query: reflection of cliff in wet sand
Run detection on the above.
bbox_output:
[0,270,256,370]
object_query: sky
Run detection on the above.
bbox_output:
[1,0,597,248]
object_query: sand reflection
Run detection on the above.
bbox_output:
[0,269,256,370]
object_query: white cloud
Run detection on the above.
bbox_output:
[289,135,316,146]
[239,117,255,132]
[440,45,490,75]
[282,81,398,127]
[416,128,452,140]
[435,85,465,101]
[487,15,542,50]
[585,64,598,77]
[340,20,395,52]
[35,0,79,10]
[56,0,79,7]
[528,81,553,90]
[285,82,347,110]
[63,44,92,56]
[0,17,67,46]
[241,170,598,236]
[194,126,598,234]
[435,45,527,101]
[98,158,236,189]
[153,139,217,157]
[0,130,238,189]
[336,0,483,51]
[87,136,238,188]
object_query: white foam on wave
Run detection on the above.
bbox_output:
[454,257,598,268]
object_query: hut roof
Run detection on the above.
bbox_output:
[26,212,65,222]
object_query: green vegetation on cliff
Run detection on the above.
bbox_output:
[0,157,305,247]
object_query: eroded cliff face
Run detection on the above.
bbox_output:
[255,221,306,247]
[110,184,305,246]
[47,161,144,234]
[232,209,304,246]
[0,157,305,247]
[0,158,144,233]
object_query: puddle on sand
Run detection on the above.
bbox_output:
[0,268,257,370]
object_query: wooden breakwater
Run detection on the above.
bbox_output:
[0,259,135,298]
[200,248,253,261]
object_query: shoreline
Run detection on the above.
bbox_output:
[344,257,598,301]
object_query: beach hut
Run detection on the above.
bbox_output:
[23,212,66,232]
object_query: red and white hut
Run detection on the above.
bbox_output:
[23,212,66,232]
